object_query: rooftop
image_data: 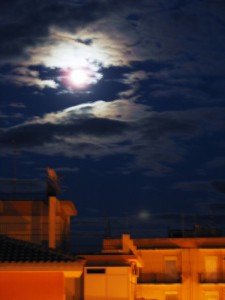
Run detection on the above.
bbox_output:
[0,234,78,263]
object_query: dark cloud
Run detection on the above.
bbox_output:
[1,0,224,70]
[174,180,225,196]
[0,102,224,176]
[212,181,225,194]
[0,0,143,63]
[0,117,129,149]
[139,114,195,140]
[205,157,225,169]
[209,202,225,212]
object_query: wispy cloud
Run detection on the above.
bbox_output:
[174,179,225,196]
[0,100,224,174]
[9,102,27,109]
[0,0,224,90]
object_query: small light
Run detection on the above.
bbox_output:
[138,210,150,220]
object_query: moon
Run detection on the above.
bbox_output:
[69,68,90,88]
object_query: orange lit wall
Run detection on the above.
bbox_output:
[0,271,65,300]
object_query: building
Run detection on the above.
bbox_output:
[0,170,77,250]
[0,234,85,300]
[82,234,143,300]
[0,233,142,300]
[2,171,225,299]
[103,235,225,300]
[0,171,142,300]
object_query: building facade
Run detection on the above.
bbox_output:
[0,175,77,250]
[103,235,225,300]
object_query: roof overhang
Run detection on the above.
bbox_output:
[0,260,85,278]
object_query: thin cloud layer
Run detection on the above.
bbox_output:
[0,0,224,89]
[0,0,225,221]
[0,101,224,174]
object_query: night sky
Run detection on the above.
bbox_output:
[0,0,225,238]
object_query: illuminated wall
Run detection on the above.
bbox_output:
[0,271,64,300]
[135,246,225,300]
[103,236,225,300]
[0,196,76,249]
[84,266,136,300]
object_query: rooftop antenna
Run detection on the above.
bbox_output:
[209,209,214,228]
[47,168,61,196]
[181,212,185,237]
[12,140,17,197]
[104,215,112,238]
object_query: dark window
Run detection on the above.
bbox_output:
[86,268,106,274]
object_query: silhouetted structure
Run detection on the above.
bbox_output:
[0,170,77,251]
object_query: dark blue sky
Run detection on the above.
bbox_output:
[0,0,225,237]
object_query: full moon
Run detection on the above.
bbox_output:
[69,68,90,87]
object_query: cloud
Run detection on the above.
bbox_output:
[0,0,224,87]
[9,102,27,109]
[0,66,58,89]
[174,179,225,195]
[0,0,142,64]
[212,181,225,195]
[0,111,8,119]
[0,99,224,174]
[0,74,58,89]
[0,111,24,122]
[53,167,80,173]
[118,70,149,98]
[205,157,225,169]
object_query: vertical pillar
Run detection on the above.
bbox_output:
[122,234,130,253]
[49,196,57,248]
[181,248,192,300]
[192,248,199,300]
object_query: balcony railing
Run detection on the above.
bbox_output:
[199,273,225,283]
[138,272,182,284]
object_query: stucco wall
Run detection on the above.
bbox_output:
[0,271,65,300]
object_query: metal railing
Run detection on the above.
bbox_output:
[138,272,182,284]
[199,273,225,283]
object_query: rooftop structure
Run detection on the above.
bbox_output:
[0,169,77,251]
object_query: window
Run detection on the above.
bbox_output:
[165,292,178,300]
[164,256,179,282]
[204,256,218,282]
[86,268,106,274]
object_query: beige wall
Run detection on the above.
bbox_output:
[84,266,136,300]
[136,246,225,300]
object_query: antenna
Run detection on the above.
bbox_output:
[181,212,185,237]
[47,168,61,195]
[12,140,17,197]
[104,215,112,238]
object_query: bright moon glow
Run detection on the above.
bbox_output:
[70,69,90,87]
[41,39,104,90]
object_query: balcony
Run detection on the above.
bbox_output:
[138,272,182,284]
[199,273,225,284]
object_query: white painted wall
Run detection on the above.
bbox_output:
[84,266,136,300]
